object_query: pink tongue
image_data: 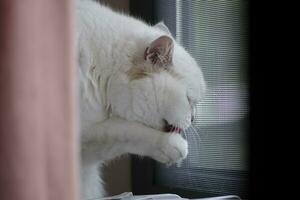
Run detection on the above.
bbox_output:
[166,124,182,133]
[171,126,182,133]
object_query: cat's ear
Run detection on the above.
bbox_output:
[154,21,172,36]
[144,35,174,68]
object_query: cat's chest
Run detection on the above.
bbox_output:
[79,97,108,131]
[78,76,109,131]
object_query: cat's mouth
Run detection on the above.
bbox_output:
[165,123,182,133]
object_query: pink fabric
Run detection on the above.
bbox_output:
[0,0,78,200]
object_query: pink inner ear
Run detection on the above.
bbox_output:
[144,36,174,67]
[148,36,172,54]
[144,47,149,60]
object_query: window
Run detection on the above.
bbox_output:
[132,0,249,198]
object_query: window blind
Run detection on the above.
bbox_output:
[153,0,249,198]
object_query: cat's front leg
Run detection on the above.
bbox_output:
[150,132,188,165]
[82,117,188,165]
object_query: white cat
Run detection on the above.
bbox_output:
[76,1,206,199]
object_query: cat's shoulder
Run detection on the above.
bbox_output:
[76,0,150,28]
[76,0,127,18]
[76,0,114,16]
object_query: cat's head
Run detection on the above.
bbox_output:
[107,22,206,133]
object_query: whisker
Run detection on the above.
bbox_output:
[191,125,201,142]
[186,126,197,149]
[171,126,175,132]
[190,125,201,151]
[182,129,188,141]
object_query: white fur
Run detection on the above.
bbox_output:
[76,1,206,199]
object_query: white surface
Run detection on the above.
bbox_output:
[96,192,241,200]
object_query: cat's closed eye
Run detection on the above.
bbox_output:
[187,96,195,107]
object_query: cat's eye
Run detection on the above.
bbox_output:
[187,96,191,103]
[187,96,194,106]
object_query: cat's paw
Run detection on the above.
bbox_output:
[151,133,188,165]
